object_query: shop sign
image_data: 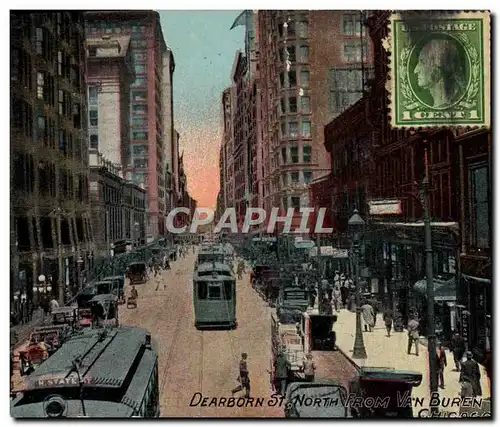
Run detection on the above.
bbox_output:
[461,309,470,345]
[368,199,402,215]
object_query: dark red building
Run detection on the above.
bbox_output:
[314,11,491,352]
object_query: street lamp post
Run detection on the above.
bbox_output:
[348,209,367,360]
[420,148,439,413]
[134,222,140,250]
[77,255,84,291]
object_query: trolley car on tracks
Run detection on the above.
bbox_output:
[193,262,236,330]
[11,326,159,418]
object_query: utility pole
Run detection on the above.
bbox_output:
[421,147,439,414]
[56,209,64,305]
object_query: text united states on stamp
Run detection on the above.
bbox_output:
[388,11,490,128]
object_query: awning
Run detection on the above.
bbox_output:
[462,274,491,284]
[413,276,456,301]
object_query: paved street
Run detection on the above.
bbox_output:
[120,250,284,417]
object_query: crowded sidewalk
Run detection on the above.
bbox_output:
[333,308,490,415]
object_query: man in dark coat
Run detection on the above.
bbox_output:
[450,330,466,371]
[436,342,447,389]
[274,351,291,396]
[460,351,482,397]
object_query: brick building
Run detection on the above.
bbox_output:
[10,12,92,304]
[85,11,174,239]
[452,128,491,362]
[256,10,373,231]
[317,11,491,349]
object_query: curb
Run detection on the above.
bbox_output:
[335,343,361,372]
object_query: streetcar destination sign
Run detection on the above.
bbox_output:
[32,375,92,388]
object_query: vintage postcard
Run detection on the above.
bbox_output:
[10,10,491,419]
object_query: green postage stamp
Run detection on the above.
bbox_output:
[389,11,491,128]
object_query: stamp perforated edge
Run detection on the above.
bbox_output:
[387,10,491,129]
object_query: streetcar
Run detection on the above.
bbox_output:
[194,246,227,271]
[11,326,159,418]
[193,262,236,329]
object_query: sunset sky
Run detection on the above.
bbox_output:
[159,11,245,210]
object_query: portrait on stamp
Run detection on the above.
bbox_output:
[389,11,490,128]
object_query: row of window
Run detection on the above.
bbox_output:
[87,22,148,36]
[282,170,313,185]
[279,69,309,89]
[281,144,312,164]
[12,100,82,157]
[279,45,309,63]
[342,13,364,36]
[281,121,312,139]
[278,20,309,39]
[13,153,86,201]
[343,40,370,62]
[280,95,310,114]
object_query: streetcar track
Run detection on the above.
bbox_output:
[158,257,196,405]
[199,331,204,394]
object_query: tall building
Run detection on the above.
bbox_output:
[162,48,175,217]
[231,50,248,226]
[86,35,135,168]
[10,12,92,304]
[256,11,373,225]
[220,86,236,210]
[85,11,174,239]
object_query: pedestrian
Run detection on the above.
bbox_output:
[407,316,420,356]
[436,342,447,389]
[237,260,245,280]
[383,309,393,337]
[274,351,291,396]
[49,295,59,315]
[231,352,250,398]
[450,330,466,371]
[332,286,342,312]
[459,351,482,397]
[20,298,28,324]
[302,353,316,382]
[361,301,375,332]
[340,283,349,309]
[131,285,138,300]
[41,296,50,319]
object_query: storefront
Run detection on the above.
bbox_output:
[460,274,491,363]
[412,275,457,343]
[363,222,459,320]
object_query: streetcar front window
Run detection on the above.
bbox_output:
[223,282,232,300]
[197,281,208,299]
[208,284,221,300]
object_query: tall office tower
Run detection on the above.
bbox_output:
[85,11,174,239]
[10,12,92,304]
[256,11,373,223]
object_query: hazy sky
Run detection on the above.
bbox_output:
[159,11,245,210]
